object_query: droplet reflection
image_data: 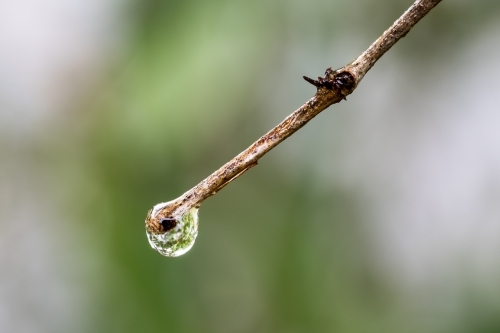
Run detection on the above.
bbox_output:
[146,205,199,257]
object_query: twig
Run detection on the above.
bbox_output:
[146,0,442,233]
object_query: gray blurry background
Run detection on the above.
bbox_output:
[1,0,500,332]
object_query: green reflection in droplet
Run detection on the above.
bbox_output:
[146,205,199,257]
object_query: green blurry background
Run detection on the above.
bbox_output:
[2,0,500,332]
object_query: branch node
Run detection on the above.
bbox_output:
[304,70,356,100]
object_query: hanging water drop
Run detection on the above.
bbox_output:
[145,201,199,257]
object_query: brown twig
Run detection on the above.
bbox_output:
[146,0,442,233]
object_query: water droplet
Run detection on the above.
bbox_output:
[146,202,199,257]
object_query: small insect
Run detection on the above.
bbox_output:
[303,68,355,100]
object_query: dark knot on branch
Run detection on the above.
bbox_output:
[303,68,356,100]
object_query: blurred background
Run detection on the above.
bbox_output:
[1,0,500,332]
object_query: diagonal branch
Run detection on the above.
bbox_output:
[146,0,442,233]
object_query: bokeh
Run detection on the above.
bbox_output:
[2,0,500,332]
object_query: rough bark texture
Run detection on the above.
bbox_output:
[146,0,443,234]
[347,0,442,81]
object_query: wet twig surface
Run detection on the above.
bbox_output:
[146,0,442,234]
